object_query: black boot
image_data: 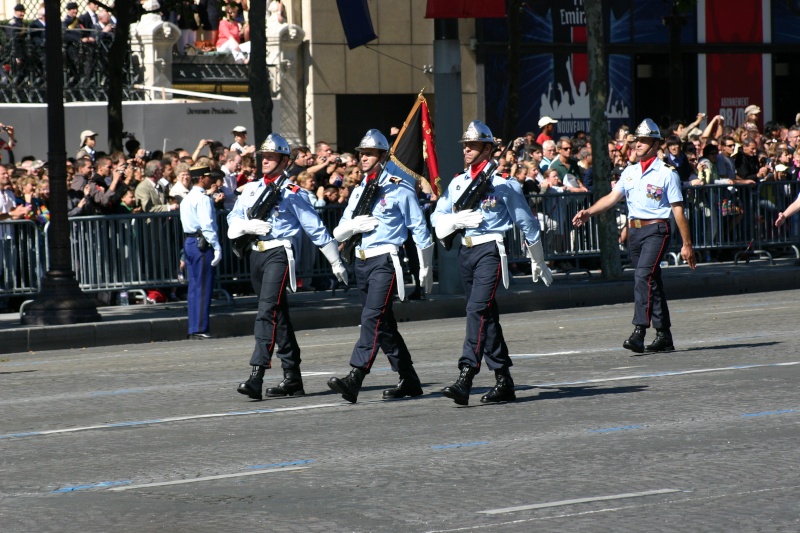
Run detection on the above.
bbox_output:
[265,367,305,397]
[441,365,477,406]
[480,368,516,403]
[327,367,367,403]
[237,365,266,400]
[645,328,675,352]
[623,326,647,354]
[382,367,423,399]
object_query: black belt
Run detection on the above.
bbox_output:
[184,231,203,238]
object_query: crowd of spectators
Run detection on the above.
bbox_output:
[3,105,800,302]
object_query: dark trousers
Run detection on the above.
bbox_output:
[249,247,300,369]
[628,222,671,329]
[459,242,510,372]
[350,254,414,374]
[185,237,214,335]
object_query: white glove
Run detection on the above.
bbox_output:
[333,215,379,242]
[320,241,348,285]
[417,244,434,294]
[227,218,272,239]
[211,247,222,267]
[434,209,484,239]
[527,240,553,287]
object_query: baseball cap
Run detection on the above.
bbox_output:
[745,105,761,116]
[232,126,247,134]
[80,130,98,145]
[538,116,558,128]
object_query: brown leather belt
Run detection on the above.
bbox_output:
[628,218,667,229]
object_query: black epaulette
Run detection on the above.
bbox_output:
[661,159,675,170]
[389,177,402,184]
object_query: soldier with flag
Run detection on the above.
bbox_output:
[326,128,435,404]
[431,120,553,406]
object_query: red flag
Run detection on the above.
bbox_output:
[388,92,442,197]
[425,0,506,19]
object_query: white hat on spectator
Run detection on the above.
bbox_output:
[538,116,558,128]
[745,105,761,116]
[80,130,98,145]
[232,126,247,134]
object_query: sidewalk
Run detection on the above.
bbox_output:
[2,258,798,354]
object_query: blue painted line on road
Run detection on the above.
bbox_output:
[588,425,643,433]
[741,409,797,417]
[432,441,490,450]
[53,480,132,493]
[0,431,43,439]
[106,420,164,427]
[91,389,146,397]
[247,459,315,469]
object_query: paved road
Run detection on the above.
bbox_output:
[2,290,799,532]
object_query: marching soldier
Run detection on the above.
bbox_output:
[572,118,696,353]
[229,133,348,400]
[180,165,222,339]
[327,129,434,403]
[431,120,553,406]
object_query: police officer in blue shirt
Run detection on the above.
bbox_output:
[431,120,553,406]
[229,133,348,400]
[573,119,697,353]
[180,165,222,340]
[326,129,434,403]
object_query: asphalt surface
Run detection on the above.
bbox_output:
[1,290,799,532]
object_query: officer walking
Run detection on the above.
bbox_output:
[431,121,553,406]
[572,119,697,353]
[229,134,348,400]
[326,129,434,403]
[180,165,221,340]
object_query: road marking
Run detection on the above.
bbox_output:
[587,425,643,433]
[511,351,581,359]
[53,480,132,493]
[707,308,765,315]
[247,459,315,469]
[2,361,797,441]
[431,441,490,450]
[91,389,146,396]
[535,361,800,388]
[477,488,682,514]
[108,466,309,492]
[741,409,797,417]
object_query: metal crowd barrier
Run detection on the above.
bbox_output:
[0,219,44,296]
[4,184,800,302]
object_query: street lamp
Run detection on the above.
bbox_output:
[21,0,101,325]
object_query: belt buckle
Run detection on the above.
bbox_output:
[257,241,267,252]
[358,250,366,261]
[634,220,642,229]
[465,236,473,247]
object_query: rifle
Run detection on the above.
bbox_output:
[231,171,289,259]
[439,143,512,251]
[340,160,387,264]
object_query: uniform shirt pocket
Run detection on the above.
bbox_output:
[644,175,667,205]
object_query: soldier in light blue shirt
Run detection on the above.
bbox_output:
[431,120,553,406]
[180,165,221,340]
[228,133,347,400]
[326,129,434,404]
[573,118,697,354]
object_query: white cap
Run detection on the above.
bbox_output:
[80,129,98,145]
[744,105,761,116]
[538,116,558,128]
[232,125,247,134]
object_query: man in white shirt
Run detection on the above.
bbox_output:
[220,151,241,210]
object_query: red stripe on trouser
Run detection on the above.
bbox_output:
[267,265,290,355]
[645,227,670,325]
[474,261,502,360]
[366,273,396,370]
